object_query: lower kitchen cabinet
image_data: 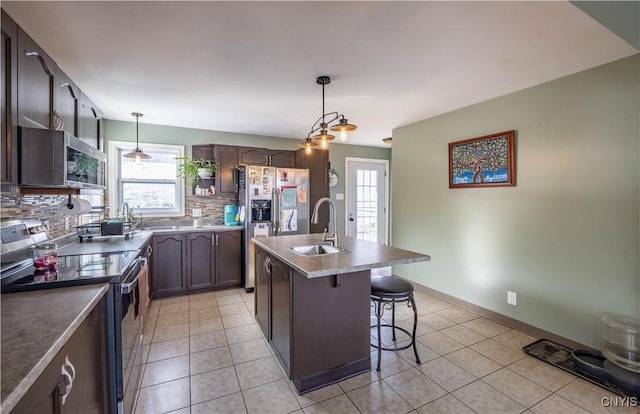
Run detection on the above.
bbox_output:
[152,230,242,298]
[151,233,188,297]
[254,246,370,394]
[11,297,108,414]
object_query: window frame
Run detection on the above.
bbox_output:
[108,140,185,218]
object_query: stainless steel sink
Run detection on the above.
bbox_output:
[290,244,349,256]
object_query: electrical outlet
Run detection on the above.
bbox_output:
[192,208,202,217]
[507,291,517,306]
[64,217,70,231]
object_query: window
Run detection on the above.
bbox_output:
[108,141,185,217]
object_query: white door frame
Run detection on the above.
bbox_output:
[344,157,390,245]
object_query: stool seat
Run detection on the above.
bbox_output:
[371,276,414,298]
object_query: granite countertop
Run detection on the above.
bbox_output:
[1,284,110,413]
[252,234,430,278]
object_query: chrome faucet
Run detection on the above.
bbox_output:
[121,201,130,222]
[311,197,338,247]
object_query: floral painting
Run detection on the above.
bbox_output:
[448,130,515,188]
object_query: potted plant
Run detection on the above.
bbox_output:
[175,156,217,187]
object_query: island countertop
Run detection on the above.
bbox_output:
[252,234,430,278]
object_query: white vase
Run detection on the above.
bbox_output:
[197,168,212,179]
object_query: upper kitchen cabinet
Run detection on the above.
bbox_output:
[1,10,18,188]
[269,150,296,168]
[215,145,238,194]
[296,148,329,233]
[55,68,79,137]
[238,146,269,166]
[79,92,103,149]
[17,27,56,130]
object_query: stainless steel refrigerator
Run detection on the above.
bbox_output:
[239,165,310,290]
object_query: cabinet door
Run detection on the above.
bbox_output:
[17,27,56,129]
[1,10,17,188]
[214,231,242,288]
[238,146,268,166]
[187,232,215,291]
[215,145,238,194]
[12,299,108,414]
[269,150,296,168]
[296,148,329,233]
[78,92,102,149]
[151,234,187,297]
[271,257,291,373]
[55,69,79,137]
[254,247,270,339]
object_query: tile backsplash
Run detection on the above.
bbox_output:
[1,192,239,240]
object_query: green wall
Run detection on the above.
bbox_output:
[104,120,390,232]
[391,55,640,348]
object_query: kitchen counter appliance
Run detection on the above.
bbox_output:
[239,165,310,291]
[0,218,149,413]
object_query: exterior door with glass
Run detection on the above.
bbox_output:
[345,158,388,244]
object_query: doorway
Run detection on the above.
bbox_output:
[345,158,389,244]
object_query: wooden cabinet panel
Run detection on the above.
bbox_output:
[1,10,17,188]
[238,146,268,166]
[254,247,269,339]
[215,145,238,194]
[269,150,296,168]
[78,92,102,149]
[187,232,215,290]
[17,27,55,129]
[271,257,291,372]
[12,298,108,414]
[151,234,187,297]
[296,148,329,233]
[214,231,242,288]
[55,69,79,137]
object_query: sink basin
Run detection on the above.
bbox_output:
[290,244,349,256]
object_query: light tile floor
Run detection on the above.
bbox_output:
[132,288,636,414]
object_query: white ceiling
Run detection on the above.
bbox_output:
[3,1,637,147]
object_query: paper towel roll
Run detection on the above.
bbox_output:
[78,199,92,214]
[60,197,92,215]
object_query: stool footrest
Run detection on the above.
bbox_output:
[370,324,415,352]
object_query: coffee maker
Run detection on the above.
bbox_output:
[224,205,239,226]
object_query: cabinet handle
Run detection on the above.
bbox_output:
[24,50,53,76]
[216,234,219,245]
[212,234,215,245]
[147,245,153,255]
[60,356,76,406]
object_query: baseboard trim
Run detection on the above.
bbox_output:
[403,277,597,352]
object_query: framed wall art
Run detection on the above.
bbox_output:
[448,130,515,188]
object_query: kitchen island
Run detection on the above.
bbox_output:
[252,234,430,394]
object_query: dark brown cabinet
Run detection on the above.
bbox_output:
[215,145,239,194]
[1,10,17,189]
[238,146,269,166]
[215,231,242,288]
[151,233,188,297]
[152,230,242,298]
[17,27,56,130]
[55,68,79,137]
[296,148,330,233]
[12,298,108,414]
[254,247,371,394]
[254,248,270,338]
[271,257,291,372]
[269,150,296,168]
[78,92,102,149]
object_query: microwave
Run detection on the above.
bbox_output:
[18,127,106,189]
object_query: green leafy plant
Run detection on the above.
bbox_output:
[175,156,217,187]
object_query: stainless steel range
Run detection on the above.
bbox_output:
[0,218,149,414]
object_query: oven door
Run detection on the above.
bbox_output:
[116,257,147,413]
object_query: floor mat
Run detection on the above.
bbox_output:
[523,339,633,397]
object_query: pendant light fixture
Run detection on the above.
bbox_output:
[123,112,151,160]
[299,76,357,151]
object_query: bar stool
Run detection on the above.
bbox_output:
[370,275,421,371]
